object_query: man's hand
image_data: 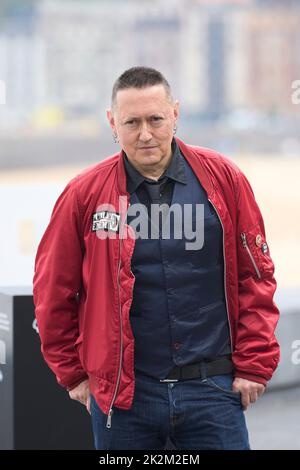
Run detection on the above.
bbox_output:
[68,379,91,414]
[232,377,265,411]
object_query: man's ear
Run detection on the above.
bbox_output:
[174,100,180,121]
[106,109,115,132]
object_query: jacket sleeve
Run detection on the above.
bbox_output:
[232,169,280,386]
[33,177,88,391]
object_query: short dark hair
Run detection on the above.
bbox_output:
[111,66,173,108]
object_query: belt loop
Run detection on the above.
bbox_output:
[200,362,207,382]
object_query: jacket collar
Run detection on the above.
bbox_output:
[123,138,187,194]
[116,136,214,199]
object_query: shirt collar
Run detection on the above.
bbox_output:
[124,138,187,194]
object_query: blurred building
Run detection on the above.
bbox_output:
[36,0,134,121]
[36,0,183,123]
[225,8,300,115]
[0,7,46,128]
[0,0,300,131]
[133,7,181,106]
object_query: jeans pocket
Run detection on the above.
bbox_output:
[206,374,241,398]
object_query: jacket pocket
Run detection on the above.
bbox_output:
[240,224,274,279]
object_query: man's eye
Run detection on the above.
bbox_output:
[126,120,136,125]
[150,117,164,124]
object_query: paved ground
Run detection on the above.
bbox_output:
[245,386,300,450]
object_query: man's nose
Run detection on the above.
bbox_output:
[139,122,152,141]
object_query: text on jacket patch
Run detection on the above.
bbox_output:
[92,211,120,233]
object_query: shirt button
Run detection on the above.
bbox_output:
[173,342,181,350]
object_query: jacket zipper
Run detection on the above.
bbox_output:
[241,232,262,279]
[106,202,131,429]
[208,198,233,353]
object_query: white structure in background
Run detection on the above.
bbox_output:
[0,79,6,105]
[225,8,300,115]
[131,0,182,107]
[0,183,65,287]
[0,339,6,365]
[37,0,137,119]
[224,10,250,111]
[0,33,46,129]
[36,0,213,118]
[36,0,191,119]
[179,10,209,115]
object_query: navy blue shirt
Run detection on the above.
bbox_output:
[124,139,231,379]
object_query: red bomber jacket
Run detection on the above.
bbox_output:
[33,137,280,428]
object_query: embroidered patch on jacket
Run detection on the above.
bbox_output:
[92,211,120,233]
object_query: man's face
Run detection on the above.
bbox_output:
[107,84,179,173]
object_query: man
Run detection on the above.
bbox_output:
[33,66,280,450]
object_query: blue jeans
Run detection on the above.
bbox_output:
[90,372,250,450]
